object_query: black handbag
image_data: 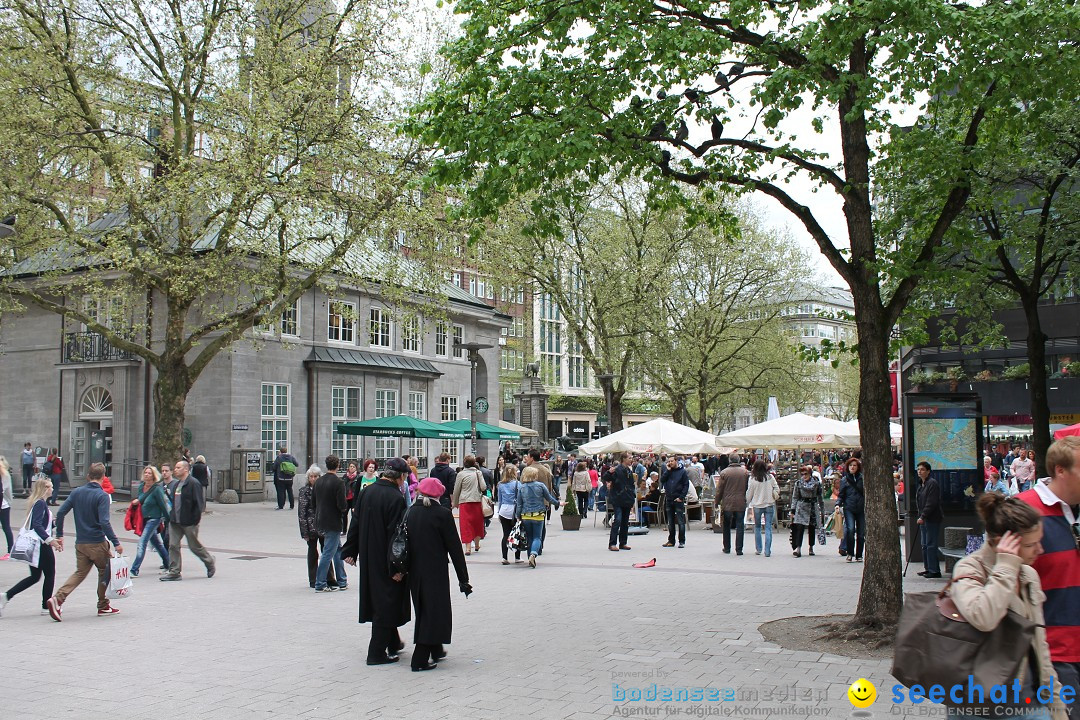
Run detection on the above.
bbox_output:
[891,576,1035,702]
[388,507,413,575]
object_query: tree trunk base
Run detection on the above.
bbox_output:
[758,614,896,659]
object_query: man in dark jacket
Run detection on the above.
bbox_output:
[343,457,410,665]
[160,460,216,582]
[660,456,690,548]
[312,454,348,592]
[716,454,749,555]
[272,446,299,510]
[49,462,124,620]
[915,461,943,578]
[190,454,211,491]
[607,452,637,552]
[429,453,457,508]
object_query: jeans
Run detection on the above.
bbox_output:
[721,510,745,553]
[920,521,941,575]
[666,499,686,544]
[753,506,775,555]
[306,534,336,587]
[1054,661,1080,720]
[843,508,866,559]
[5,542,55,608]
[131,517,169,574]
[22,464,34,490]
[499,516,520,561]
[315,530,346,589]
[523,518,544,557]
[274,480,294,509]
[50,473,62,503]
[576,491,590,519]
[0,506,11,553]
[608,505,630,547]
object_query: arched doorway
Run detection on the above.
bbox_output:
[72,386,114,478]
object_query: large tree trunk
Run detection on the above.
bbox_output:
[852,300,904,625]
[1021,292,1051,477]
[151,358,193,465]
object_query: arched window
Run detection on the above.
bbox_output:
[80,386,114,419]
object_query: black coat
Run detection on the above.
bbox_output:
[609,464,636,508]
[836,472,865,514]
[342,478,410,626]
[406,499,470,645]
[430,463,457,508]
[190,461,210,489]
[917,476,944,523]
[313,472,347,534]
[168,476,205,527]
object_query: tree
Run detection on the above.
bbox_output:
[0,0,434,462]
[634,205,810,431]
[412,0,1078,626]
[898,100,1080,475]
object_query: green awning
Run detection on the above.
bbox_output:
[334,415,467,439]
[439,419,520,441]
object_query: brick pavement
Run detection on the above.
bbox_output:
[0,499,944,719]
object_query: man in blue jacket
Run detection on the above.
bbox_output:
[48,463,123,621]
[660,456,690,548]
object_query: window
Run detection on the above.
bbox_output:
[331,386,361,460]
[328,301,355,343]
[369,307,391,348]
[280,298,300,337]
[261,384,289,461]
[407,391,426,462]
[540,293,562,386]
[440,395,460,464]
[82,296,124,332]
[452,324,465,359]
[401,315,420,353]
[435,323,448,357]
[469,275,477,296]
[514,316,525,338]
[375,389,398,458]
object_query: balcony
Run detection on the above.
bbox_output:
[62,331,137,363]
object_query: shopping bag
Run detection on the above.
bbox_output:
[106,554,134,600]
[816,526,827,546]
[508,520,528,552]
[10,518,41,567]
[831,508,844,539]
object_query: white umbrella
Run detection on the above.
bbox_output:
[716,412,852,449]
[766,398,781,462]
[835,419,903,446]
[577,417,728,455]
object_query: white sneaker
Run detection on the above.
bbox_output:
[41,608,49,615]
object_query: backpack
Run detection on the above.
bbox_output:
[279,460,297,478]
[43,459,54,475]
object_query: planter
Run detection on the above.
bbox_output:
[560,514,582,531]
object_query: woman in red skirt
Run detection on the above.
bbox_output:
[451,455,487,556]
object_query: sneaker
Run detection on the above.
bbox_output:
[160,575,182,581]
[846,556,853,563]
[337,584,348,591]
[0,591,6,616]
[130,570,139,578]
[207,565,216,579]
[662,542,675,548]
[678,543,685,548]
[98,606,120,616]
[41,608,49,616]
[0,553,9,561]
[501,559,509,565]
[47,596,62,622]
[528,554,537,568]
[316,586,337,592]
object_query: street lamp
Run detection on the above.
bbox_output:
[596,372,615,436]
[455,340,493,456]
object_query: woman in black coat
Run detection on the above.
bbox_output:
[342,461,411,665]
[406,477,472,671]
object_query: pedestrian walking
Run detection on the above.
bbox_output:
[0,455,12,559]
[271,446,298,510]
[451,455,486,556]
[297,464,336,589]
[836,457,866,562]
[45,448,65,506]
[496,465,522,565]
[46,463,123,621]
[312,455,348,592]
[128,466,170,577]
[405,476,472,671]
[746,460,779,557]
[571,461,591,520]
[1,476,58,617]
[790,465,825,557]
[515,465,559,567]
[160,460,216,582]
[716,454,749,555]
[342,457,411,665]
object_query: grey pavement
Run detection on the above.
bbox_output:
[0,499,942,719]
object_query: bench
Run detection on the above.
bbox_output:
[939,546,967,573]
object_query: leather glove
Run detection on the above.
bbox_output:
[459,581,473,597]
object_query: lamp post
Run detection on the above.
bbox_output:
[596,372,615,436]
[456,340,493,456]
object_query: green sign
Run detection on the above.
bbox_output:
[475,396,489,414]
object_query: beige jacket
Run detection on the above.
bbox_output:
[571,470,592,493]
[451,467,487,506]
[952,544,1066,720]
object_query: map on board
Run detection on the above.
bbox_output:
[913,418,978,470]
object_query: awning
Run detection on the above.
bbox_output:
[305,346,442,376]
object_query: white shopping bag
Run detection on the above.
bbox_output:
[106,553,134,600]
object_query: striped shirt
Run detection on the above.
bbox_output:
[1018,481,1080,662]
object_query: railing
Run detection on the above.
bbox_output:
[62,331,137,363]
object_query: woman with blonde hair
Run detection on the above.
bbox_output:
[514,465,560,568]
[0,456,12,559]
[1,476,59,616]
[949,493,1067,719]
[496,464,522,564]
[129,465,171,577]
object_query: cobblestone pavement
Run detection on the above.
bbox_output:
[0,499,943,720]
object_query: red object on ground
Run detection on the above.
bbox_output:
[1054,423,1080,440]
[632,558,656,568]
